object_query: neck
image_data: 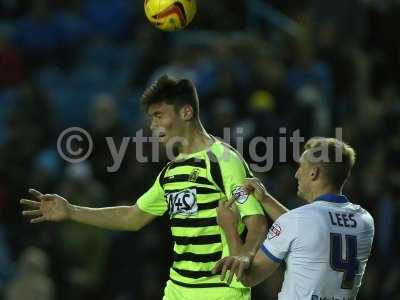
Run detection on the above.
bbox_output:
[307,185,342,203]
[178,122,213,155]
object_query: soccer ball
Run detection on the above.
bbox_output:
[144,0,197,31]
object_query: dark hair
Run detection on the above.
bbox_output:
[140,74,200,120]
[304,137,356,189]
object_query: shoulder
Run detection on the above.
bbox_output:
[342,201,374,221]
[275,208,301,227]
[276,204,319,227]
[352,203,375,229]
[209,139,250,171]
[284,203,315,218]
[352,202,372,217]
[267,209,300,241]
[209,139,242,161]
[157,161,175,187]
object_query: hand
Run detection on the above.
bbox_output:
[217,199,239,232]
[212,255,251,284]
[20,189,72,223]
[242,178,271,203]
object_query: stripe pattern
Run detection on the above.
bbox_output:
[161,142,249,288]
[161,150,226,287]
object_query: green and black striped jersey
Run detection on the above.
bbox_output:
[137,139,264,289]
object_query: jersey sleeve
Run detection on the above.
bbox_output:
[136,174,167,216]
[218,149,264,218]
[261,211,298,263]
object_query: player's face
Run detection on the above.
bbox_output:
[148,102,185,145]
[295,153,312,200]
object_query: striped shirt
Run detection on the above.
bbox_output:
[137,139,264,288]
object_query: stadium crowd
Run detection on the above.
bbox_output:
[0,0,399,299]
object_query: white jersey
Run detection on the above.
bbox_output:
[261,194,374,300]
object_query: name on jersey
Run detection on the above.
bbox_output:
[328,212,357,228]
[167,188,198,217]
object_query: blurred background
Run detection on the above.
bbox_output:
[0,0,399,299]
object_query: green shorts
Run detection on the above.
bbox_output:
[162,280,251,300]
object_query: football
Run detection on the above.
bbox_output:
[144,0,197,31]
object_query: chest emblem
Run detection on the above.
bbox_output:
[188,168,200,183]
[167,188,198,217]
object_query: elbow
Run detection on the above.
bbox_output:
[129,225,140,232]
[123,218,141,232]
[125,205,146,232]
[128,221,145,232]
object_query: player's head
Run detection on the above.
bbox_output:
[141,74,200,145]
[295,137,356,201]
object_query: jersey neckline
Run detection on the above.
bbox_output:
[314,193,349,204]
[175,136,219,160]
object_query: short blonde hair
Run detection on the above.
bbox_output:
[304,137,356,188]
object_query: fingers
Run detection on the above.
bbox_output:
[218,199,235,210]
[29,189,44,200]
[218,200,223,209]
[22,210,42,217]
[237,261,246,280]
[212,257,226,275]
[213,257,244,285]
[225,198,236,208]
[220,257,231,281]
[30,216,46,223]
[22,189,51,224]
[243,178,265,194]
[242,178,256,193]
[20,198,40,208]
[220,256,238,282]
[227,259,240,285]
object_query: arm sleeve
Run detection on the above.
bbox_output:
[136,174,167,216]
[219,151,264,218]
[261,212,298,262]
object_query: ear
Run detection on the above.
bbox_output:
[310,166,320,181]
[179,105,194,121]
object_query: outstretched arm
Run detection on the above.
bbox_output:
[21,189,156,231]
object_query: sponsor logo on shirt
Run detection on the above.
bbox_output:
[232,186,249,204]
[188,168,200,183]
[167,188,198,217]
[267,222,282,240]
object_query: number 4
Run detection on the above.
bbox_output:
[330,233,359,289]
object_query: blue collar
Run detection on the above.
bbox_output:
[314,194,348,204]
